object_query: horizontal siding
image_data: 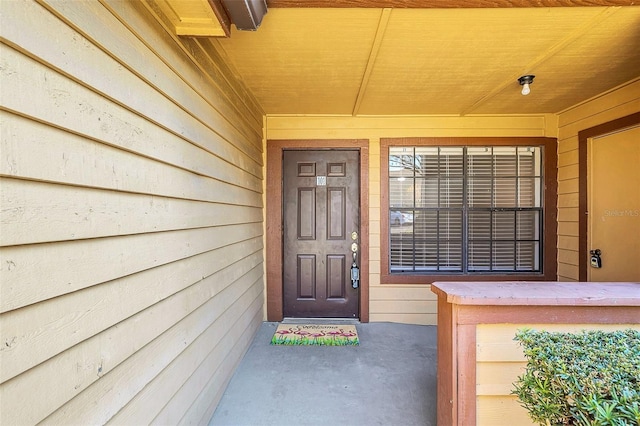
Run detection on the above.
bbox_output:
[556,79,640,280]
[0,0,264,424]
[369,313,439,325]
[477,396,532,426]
[1,222,262,313]
[1,177,262,246]
[476,323,640,426]
[267,117,553,325]
[1,242,263,383]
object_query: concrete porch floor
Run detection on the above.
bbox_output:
[209,321,437,426]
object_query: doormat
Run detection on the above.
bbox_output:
[271,324,359,346]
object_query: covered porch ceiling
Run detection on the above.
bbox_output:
[164,1,640,116]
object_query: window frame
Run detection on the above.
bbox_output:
[380,137,557,284]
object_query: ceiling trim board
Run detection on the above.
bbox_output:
[352,8,392,116]
[459,6,621,115]
[153,0,229,36]
[207,0,231,37]
[266,0,636,8]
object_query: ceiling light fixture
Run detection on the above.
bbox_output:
[518,75,535,96]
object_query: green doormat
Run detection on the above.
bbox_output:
[271,324,359,346]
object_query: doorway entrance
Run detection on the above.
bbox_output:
[578,112,640,281]
[282,150,360,317]
[587,125,640,281]
[266,140,369,321]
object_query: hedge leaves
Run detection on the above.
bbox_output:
[513,329,640,426]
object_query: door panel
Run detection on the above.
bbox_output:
[327,255,346,298]
[588,125,640,281]
[298,188,316,239]
[297,255,316,298]
[283,150,359,318]
[328,187,346,239]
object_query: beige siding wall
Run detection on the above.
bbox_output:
[0,1,264,424]
[476,323,640,426]
[266,115,556,325]
[556,79,640,281]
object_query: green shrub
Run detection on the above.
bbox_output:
[512,329,640,426]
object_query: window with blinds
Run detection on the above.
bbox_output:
[389,146,542,274]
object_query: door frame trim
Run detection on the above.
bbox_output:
[266,139,369,322]
[578,112,640,281]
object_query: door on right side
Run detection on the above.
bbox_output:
[588,125,640,281]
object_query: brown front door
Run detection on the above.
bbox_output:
[283,150,360,318]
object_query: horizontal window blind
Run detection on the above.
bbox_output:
[389,146,542,274]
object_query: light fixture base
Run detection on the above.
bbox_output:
[518,75,535,86]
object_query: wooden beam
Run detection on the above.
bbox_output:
[352,8,391,116]
[267,0,636,7]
